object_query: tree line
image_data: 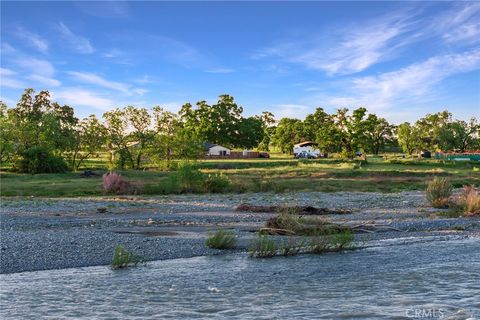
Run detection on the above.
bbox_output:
[0,88,478,173]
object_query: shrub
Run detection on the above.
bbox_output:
[102,172,139,194]
[205,229,236,249]
[166,163,230,193]
[111,244,140,269]
[458,185,480,216]
[16,146,68,174]
[426,177,452,208]
[203,173,230,193]
[249,233,277,258]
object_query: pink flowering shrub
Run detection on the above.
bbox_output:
[102,172,139,194]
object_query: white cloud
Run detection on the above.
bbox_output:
[0,77,25,89]
[253,11,415,75]
[0,68,25,89]
[329,48,480,111]
[133,75,152,84]
[133,88,149,96]
[443,23,480,44]
[28,74,61,87]
[58,22,94,54]
[15,58,55,77]
[253,3,480,76]
[270,104,313,119]
[52,88,114,110]
[0,68,17,77]
[0,42,16,54]
[205,68,235,74]
[67,71,130,94]
[15,27,48,53]
[103,48,123,58]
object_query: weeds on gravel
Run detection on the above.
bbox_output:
[280,237,305,256]
[249,233,277,258]
[205,229,236,249]
[426,177,452,208]
[457,185,480,216]
[111,244,141,269]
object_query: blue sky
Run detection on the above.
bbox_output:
[1,1,479,124]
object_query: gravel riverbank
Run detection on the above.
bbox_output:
[1,191,479,274]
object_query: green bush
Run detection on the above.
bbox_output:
[426,177,453,208]
[204,173,230,193]
[205,229,236,249]
[166,162,230,193]
[16,147,68,174]
[111,244,140,269]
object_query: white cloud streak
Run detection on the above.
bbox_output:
[58,22,94,54]
[328,48,480,111]
[14,27,49,53]
[52,88,114,110]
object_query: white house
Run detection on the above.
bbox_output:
[293,141,321,156]
[204,143,231,156]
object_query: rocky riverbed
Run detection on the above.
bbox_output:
[1,191,479,274]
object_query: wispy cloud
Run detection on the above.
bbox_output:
[67,71,147,96]
[102,48,123,58]
[15,58,55,77]
[253,10,418,75]
[253,2,480,76]
[270,104,313,120]
[52,88,114,110]
[14,26,48,53]
[0,68,26,89]
[28,74,61,87]
[58,22,94,54]
[328,48,480,111]
[205,68,235,74]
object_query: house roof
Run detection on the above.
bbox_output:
[203,142,218,150]
[203,142,230,150]
[294,141,318,147]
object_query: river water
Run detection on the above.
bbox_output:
[1,236,479,319]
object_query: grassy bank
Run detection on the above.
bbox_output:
[1,156,478,197]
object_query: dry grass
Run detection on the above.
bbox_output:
[458,185,480,216]
[426,177,453,208]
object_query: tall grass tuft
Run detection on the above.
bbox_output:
[426,177,452,208]
[458,185,480,216]
[205,229,236,249]
[111,244,140,269]
[249,233,277,257]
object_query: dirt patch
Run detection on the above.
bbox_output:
[236,203,352,215]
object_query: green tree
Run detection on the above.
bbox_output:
[396,122,421,155]
[437,118,479,152]
[257,111,275,151]
[68,115,106,170]
[125,106,154,169]
[0,101,16,163]
[179,95,244,148]
[363,114,393,155]
[103,108,133,169]
[272,118,304,153]
[237,116,264,149]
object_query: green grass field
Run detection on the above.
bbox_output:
[1,155,479,197]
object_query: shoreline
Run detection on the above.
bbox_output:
[2,191,479,274]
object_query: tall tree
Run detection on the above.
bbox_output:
[396,122,421,155]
